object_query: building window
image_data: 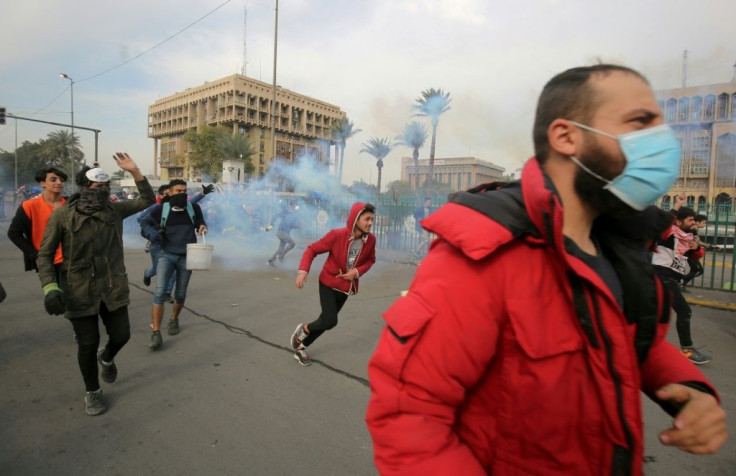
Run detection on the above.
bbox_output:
[662,195,671,210]
[732,93,736,119]
[691,96,703,121]
[678,97,689,122]
[689,151,709,175]
[704,95,716,121]
[665,98,677,123]
[715,133,736,187]
[692,136,711,148]
[697,196,707,211]
[717,93,729,120]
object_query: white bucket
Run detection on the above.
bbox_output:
[186,234,214,270]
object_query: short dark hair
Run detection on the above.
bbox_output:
[361,203,376,215]
[533,64,648,163]
[158,184,170,195]
[35,166,68,183]
[169,179,187,188]
[676,207,696,221]
[694,214,708,222]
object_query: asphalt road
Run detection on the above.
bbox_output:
[0,224,733,475]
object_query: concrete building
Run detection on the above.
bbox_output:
[657,74,736,212]
[400,156,505,192]
[147,74,346,182]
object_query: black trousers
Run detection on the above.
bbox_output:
[302,282,349,347]
[682,258,704,285]
[659,274,693,348]
[70,302,131,391]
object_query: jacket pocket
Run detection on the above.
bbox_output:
[61,261,94,309]
[506,295,584,359]
[380,293,436,380]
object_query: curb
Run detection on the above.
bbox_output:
[685,297,736,312]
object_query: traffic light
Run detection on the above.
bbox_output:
[0,107,6,125]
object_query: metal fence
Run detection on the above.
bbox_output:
[686,208,736,292]
[302,196,736,292]
[300,194,443,260]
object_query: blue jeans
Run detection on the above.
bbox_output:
[153,251,192,305]
[146,242,176,294]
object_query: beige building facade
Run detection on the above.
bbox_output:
[400,156,505,192]
[148,74,346,182]
[657,79,736,212]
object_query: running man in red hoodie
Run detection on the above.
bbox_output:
[289,202,376,366]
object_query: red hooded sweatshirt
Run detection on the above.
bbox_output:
[298,202,376,295]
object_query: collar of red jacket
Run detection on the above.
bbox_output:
[422,157,561,260]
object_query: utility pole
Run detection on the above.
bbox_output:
[682,50,688,88]
[246,0,248,76]
[270,0,279,166]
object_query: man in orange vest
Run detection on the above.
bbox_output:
[8,166,68,272]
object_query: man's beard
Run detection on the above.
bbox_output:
[573,140,634,217]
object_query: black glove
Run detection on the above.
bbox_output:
[44,290,65,316]
[202,184,215,195]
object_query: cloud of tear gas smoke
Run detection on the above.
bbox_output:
[122,152,381,273]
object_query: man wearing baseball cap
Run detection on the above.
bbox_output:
[36,152,156,416]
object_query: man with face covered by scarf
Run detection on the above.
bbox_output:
[140,179,207,351]
[36,152,155,416]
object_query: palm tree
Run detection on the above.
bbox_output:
[360,137,395,203]
[413,88,451,188]
[215,131,256,175]
[331,117,362,183]
[395,121,428,203]
[41,129,84,177]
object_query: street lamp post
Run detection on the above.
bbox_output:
[59,73,76,192]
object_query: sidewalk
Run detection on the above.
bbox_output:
[683,286,736,311]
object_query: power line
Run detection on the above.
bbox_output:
[6,0,235,123]
[78,0,234,83]
[1,0,235,139]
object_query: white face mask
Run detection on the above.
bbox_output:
[568,121,681,210]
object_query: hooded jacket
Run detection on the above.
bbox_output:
[298,202,376,295]
[366,158,717,476]
[37,179,155,318]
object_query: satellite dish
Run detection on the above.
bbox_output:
[317,209,328,225]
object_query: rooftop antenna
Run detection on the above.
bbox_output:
[681,49,688,88]
[241,1,247,76]
[732,60,736,82]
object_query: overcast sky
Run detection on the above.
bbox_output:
[1,0,735,187]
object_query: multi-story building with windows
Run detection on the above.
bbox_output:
[400,156,505,192]
[147,74,345,181]
[657,76,736,212]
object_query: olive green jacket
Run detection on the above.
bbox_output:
[37,179,155,319]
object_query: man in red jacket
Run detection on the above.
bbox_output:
[289,202,376,366]
[366,64,727,475]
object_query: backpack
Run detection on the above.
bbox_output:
[161,201,195,228]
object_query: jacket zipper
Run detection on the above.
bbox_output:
[588,282,634,473]
[347,237,363,295]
